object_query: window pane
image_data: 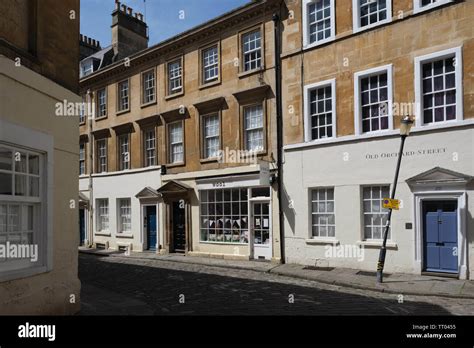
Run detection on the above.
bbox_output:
[421,56,457,124]
[309,84,334,140]
[311,188,335,238]
[28,155,39,175]
[29,177,39,197]
[0,173,12,195]
[363,185,390,239]
[0,148,12,171]
[359,71,389,133]
[242,31,262,71]
[15,175,27,196]
[244,105,264,151]
[0,204,6,232]
[199,189,250,244]
[359,0,387,28]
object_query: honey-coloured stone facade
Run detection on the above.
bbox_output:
[281,0,474,145]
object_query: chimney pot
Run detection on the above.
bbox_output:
[127,7,133,15]
[121,4,126,12]
[115,1,120,10]
[97,41,100,48]
[92,39,96,46]
[138,13,143,21]
[80,34,83,41]
[87,37,92,45]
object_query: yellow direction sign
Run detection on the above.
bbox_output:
[383,198,400,210]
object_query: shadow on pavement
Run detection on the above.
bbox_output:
[78,254,454,316]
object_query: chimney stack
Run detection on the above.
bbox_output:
[79,34,102,60]
[111,1,148,60]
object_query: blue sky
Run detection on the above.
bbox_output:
[80,0,251,48]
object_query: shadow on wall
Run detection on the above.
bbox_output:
[281,182,296,235]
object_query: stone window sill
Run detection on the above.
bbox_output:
[306,238,340,245]
[356,240,398,249]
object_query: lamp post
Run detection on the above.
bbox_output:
[376,115,414,283]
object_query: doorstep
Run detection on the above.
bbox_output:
[78,246,123,257]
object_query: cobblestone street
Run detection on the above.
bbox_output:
[79,254,474,315]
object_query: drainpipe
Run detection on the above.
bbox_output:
[273,8,285,264]
[87,89,94,248]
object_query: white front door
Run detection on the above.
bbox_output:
[251,201,272,260]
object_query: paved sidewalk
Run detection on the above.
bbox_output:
[79,247,474,299]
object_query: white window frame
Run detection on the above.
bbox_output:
[242,30,262,72]
[144,128,156,167]
[97,88,107,118]
[0,119,53,282]
[168,59,183,94]
[96,198,109,232]
[199,188,250,244]
[168,121,184,164]
[96,139,107,173]
[309,187,336,239]
[202,45,219,83]
[79,143,85,175]
[118,79,130,112]
[82,61,93,77]
[354,64,393,135]
[79,95,86,124]
[413,0,453,14]
[243,104,265,152]
[361,185,391,241]
[142,70,156,104]
[302,0,336,49]
[118,134,130,171]
[352,0,392,33]
[117,198,131,234]
[414,46,463,128]
[304,78,337,142]
[202,113,220,159]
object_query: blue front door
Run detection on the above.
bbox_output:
[423,201,458,274]
[79,209,85,246]
[146,206,157,251]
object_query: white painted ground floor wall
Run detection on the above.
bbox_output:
[282,125,474,279]
[79,167,161,251]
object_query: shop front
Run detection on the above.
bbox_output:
[193,174,279,261]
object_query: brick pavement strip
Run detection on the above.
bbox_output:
[79,254,474,315]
